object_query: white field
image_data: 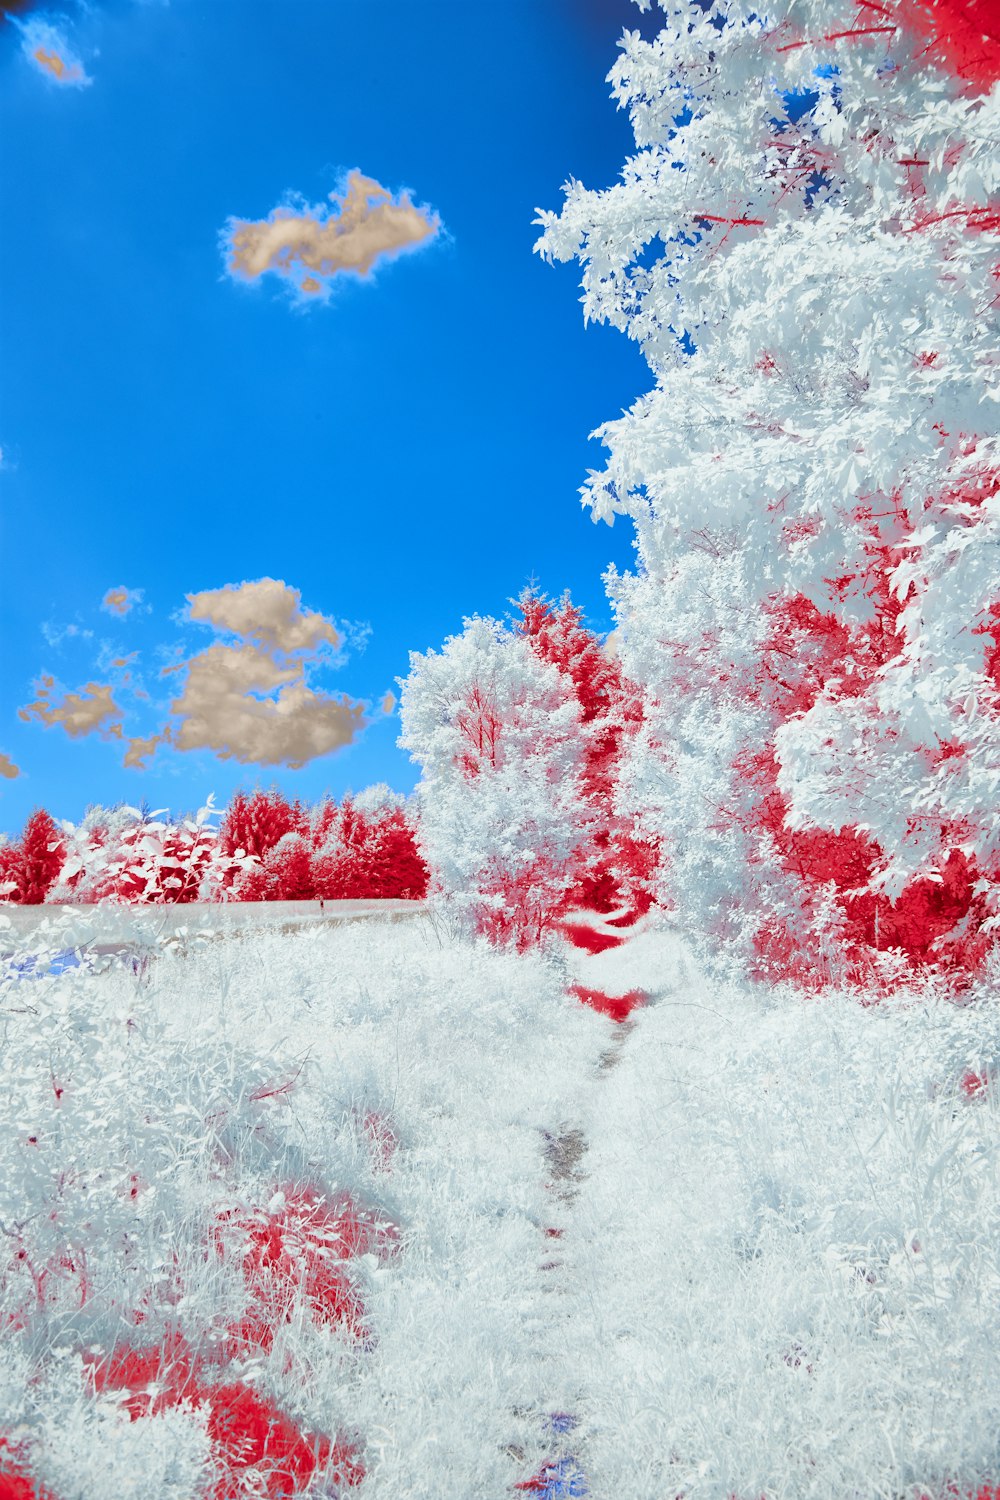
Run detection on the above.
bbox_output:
[1,908,999,1499]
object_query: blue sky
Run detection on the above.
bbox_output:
[0,0,653,833]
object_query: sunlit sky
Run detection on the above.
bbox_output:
[0,0,654,833]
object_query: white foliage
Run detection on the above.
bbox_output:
[2,915,1000,1495]
[399,616,589,943]
[537,0,1000,977]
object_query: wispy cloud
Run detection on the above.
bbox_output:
[16,17,91,87]
[122,728,170,771]
[223,171,439,300]
[101,585,144,617]
[41,620,93,648]
[19,676,123,739]
[0,753,20,781]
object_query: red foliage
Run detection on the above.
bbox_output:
[518,593,660,919]
[915,1484,1000,1500]
[0,811,64,905]
[87,1331,363,1498]
[120,825,217,904]
[229,795,428,903]
[960,1070,991,1099]
[897,0,1000,89]
[219,791,303,867]
[202,1382,363,1499]
[557,920,627,954]
[72,1178,402,1494]
[311,799,429,901]
[0,1472,54,1500]
[568,983,646,1023]
[0,1436,56,1500]
[214,1187,397,1357]
[737,517,995,988]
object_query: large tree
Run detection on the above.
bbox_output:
[537,0,1000,989]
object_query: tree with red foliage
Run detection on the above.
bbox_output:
[312,791,429,900]
[219,790,304,871]
[0,811,64,905]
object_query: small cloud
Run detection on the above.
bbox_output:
[223,170,439,300]
[123,728,170,771]
[102,585,144,617]
[19,677,123,739]
[0,753,20,780]
[17,17,90,87]
[187,577,339,653]
[381,690,396,716]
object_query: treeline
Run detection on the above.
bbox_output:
[0,787,428,905]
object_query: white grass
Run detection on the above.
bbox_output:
[1,912,998,1498]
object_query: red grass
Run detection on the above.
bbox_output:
[558,922,627,955]
[215,1187,398,1356]
[0,1474,54,1500]
[86,1330,364,1498]
[568,983,646,1022]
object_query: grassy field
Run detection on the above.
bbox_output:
[0,909,998,1499]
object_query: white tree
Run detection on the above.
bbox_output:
[537,0,1000,988]
[399,616,589,947]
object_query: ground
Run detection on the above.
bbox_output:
[0,904,998,1499]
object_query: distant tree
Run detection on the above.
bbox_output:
[400,613,592,948]
[537,0,1000,989]
[219,791,303,870]
[517,591,659,917]
[311,789,429,901]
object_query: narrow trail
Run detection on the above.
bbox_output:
[508,916,668,1499]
